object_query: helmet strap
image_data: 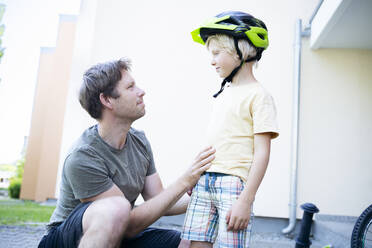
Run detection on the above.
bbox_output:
[213,60,244,98]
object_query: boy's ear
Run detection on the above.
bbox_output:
[234,53,240,61]
[99,93,114,110]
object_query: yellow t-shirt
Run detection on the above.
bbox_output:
[206,82,279,182]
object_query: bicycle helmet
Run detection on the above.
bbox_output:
[191,11,269,97]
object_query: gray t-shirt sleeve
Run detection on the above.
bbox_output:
[64,148,114,200]
[141,133,156,176]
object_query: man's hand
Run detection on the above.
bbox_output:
[226,198,251,231]
[125,146,215,237]
[182,146,215,190]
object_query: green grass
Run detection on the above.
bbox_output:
[0,199,55,225]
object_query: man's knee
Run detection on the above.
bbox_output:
[105,196,131,220]
[83,196,131,232]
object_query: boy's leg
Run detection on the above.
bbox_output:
[179,239,191,248]
[214,175,253,247]
[190,241,213,248]
[181,174,219,244]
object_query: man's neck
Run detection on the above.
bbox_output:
[97,117,132,150]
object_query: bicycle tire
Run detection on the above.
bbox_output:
[351,204,372,248]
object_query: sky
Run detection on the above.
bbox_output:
[0,0,81,164]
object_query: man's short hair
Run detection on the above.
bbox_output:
[79,58,132,119]
[206,34,257,62]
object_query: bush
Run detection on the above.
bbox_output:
[7,158,25,199]
[8,177,22,199]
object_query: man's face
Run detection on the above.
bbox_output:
[110,70,146,121]
[208,40,240,78]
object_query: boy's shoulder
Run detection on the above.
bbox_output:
[233,82,270,97]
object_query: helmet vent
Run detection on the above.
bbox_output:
[217,17,240,26]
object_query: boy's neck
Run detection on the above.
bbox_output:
[231,62,258,85]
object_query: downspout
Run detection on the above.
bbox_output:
[281,18,303,235]
[282,0,323,234]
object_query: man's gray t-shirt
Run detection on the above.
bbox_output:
[49,125,156,226]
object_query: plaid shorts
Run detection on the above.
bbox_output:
[181,172,253,247]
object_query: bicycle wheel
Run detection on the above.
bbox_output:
[351,204,372,248]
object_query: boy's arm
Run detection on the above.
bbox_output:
[226,133,271,231]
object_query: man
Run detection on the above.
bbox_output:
[38,58,215,248]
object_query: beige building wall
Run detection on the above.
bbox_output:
[21,16,77,201]
[298,39,372,216]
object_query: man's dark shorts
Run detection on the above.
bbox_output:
[38,202,181,248]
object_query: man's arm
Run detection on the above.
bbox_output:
[226,133,271,231]
[125,146,215,237]
[141,173,190,216]
[81,184,124,202]
[80,146,215,238]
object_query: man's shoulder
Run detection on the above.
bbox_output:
[128,126,145,137]
[128,127,149,145]
[66,126,100,160]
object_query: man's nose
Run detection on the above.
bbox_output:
[138,88,145,97]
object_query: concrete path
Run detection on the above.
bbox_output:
[0,196,331,247]
[0,220,327,248]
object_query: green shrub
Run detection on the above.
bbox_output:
[6,158,25,199]
[8,177,22,199]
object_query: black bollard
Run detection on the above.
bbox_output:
[295,203,319,248]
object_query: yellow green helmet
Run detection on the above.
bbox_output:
[191,11,269,98]
[191,11,268,61]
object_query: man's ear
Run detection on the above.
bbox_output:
[99,93,113,110]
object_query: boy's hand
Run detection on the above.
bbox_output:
[182,146,215,190]
[226,199,251,231]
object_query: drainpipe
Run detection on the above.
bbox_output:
[281,18,303,235]
[282,0,323,234]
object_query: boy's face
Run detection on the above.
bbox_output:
[208,40,240,79]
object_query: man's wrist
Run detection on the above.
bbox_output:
[179,174,191,193]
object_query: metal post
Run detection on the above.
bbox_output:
[295,203,320,248]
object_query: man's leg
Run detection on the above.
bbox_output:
[79,196,131,248]
[121,227,181,248]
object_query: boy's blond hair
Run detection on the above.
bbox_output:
[206,34,257,62]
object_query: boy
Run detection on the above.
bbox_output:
[181,11,279,247]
